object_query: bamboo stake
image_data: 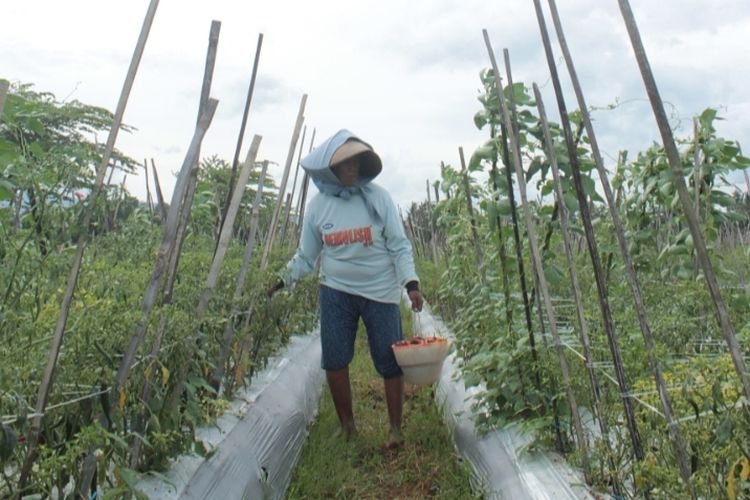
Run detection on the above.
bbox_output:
[543,2,695,490]
[487,40,590,479]
[143,158,154,215]
[160,19,221,307]
[617,0,750,406]
[16,1,160,493]
[150,159,167,221]
[112,174,128,226]
[293,128,316,246]
[501,48,564,452]
[220,33,263,231]
[197,136,262,315]
[114,18,221,400]
[604,153,626,284]
[280,125,307,247]
[525,4,649,467]
[488,123,524,396]
[693,118,702,220]
[260,94,307,268]
[278,192,294,247]
[163,136,262,413]
[426,179,439,262]
[493,76,544,396]
[458,147,486,284]
[114,99,218,397]
[211,160,269,390]
[293,173,311,247]
[534,83,621,496]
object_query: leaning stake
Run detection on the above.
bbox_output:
[16,0,160,493]
[617,0,750,405]
[151,159,167,222]
[260,94,308,268]
[220,33,264,231]
[484,35,590,481]
[211,160,270,391]
[526,5,648,465]
[458,147,487,285]
[163,136,262,413]
[534,83,622,496]
[544,0,695,491]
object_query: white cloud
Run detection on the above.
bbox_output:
[2,0,748,209]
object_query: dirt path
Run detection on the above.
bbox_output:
[286,333,477,499]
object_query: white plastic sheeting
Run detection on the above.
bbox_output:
[135,305,595,499]
[135,330,325,499]
[415,306,595,499]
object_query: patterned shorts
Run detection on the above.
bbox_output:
[319,285,404,378]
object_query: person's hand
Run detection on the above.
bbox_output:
[408,290,423,312]
[266,280,284,298]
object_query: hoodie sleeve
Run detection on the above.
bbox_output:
[281,209,322,286]
[380,190,419,287]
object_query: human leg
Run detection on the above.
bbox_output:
[319,286,360,437]
[327,367,357,437]
[360,299,405,446]
[384,374,405,447]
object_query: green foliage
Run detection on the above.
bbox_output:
[287,327,478,499]
[0,81,317,497]
[411,70,750,498]
[191,155,279,238]
[619,109,749,278]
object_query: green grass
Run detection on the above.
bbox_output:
[286,316,477,499]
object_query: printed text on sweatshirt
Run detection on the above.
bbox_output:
[323,226,373,247]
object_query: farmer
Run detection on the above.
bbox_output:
[267,129,423,448]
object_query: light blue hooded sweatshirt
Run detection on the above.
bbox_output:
[281,129,419,304]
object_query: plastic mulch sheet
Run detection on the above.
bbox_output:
[135,330,325,499]
[137,304,594,499]
[414,306,595,500]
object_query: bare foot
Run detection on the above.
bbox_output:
[334,424,358,441]
[385,428,404,449]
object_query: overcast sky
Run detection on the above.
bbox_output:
[3,0,749,209]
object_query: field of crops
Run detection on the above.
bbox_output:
[3,0,750,498]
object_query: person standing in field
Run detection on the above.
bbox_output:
[267,129,423,448]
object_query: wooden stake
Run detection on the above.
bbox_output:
[526,3,649,467]
[197,136,262,315]
[544,1,695,491]
[220,33,263,230]
[17,0,160,493]
[488,123,523,395]
[502,48,565,452]
[162,137,262,412]
[493,76,544,397]
[293,128,316,246]
[112,174,128,226]
[212,160,269,390]
[150,159,167,221]
[617,0,750,407]
[278,192,294,247]
[485,35,590,479]
[692,118,702,221]
[280,125,307,246]
[534,83,621,496]
[143,158,154,215]
[260,94,307,268]
[161,19,221,306]
[115,99,218,396]
[458,147,486,284]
